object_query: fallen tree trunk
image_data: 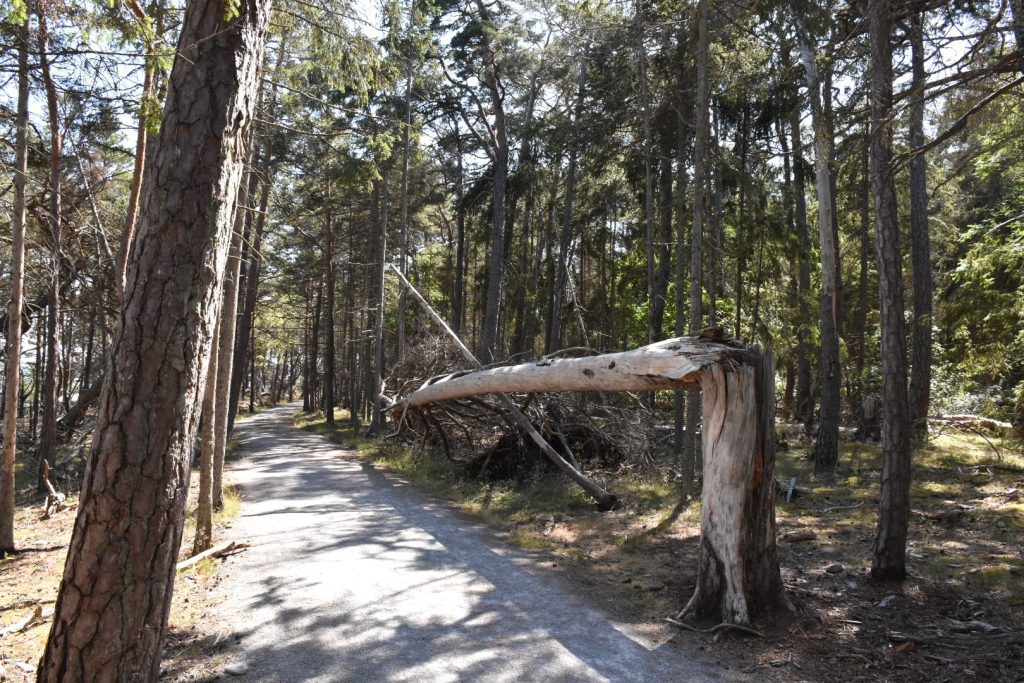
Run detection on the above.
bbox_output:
[930,414,1013,434]
[388,265,619,510]
[389,290,786,622]
[390,331,738,410]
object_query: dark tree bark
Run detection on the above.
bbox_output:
[37,5,63,494]
[908,11,933,439]
[323,186,337,426]
[855,124,871,428]
[228,152,269,432]
[451,117,467,335]
[733,105,749,340]
[685,0,710,474]
[550,58,587,352]
[37,1,270,678]
[789,109,813,431]
[869,0,913,582]
[0,14,30,554]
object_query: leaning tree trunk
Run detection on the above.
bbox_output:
[392,328,786,624]
[37,1,271,679]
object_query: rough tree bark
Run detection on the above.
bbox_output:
[788,108,813,430]
[908,11,933,439]
[393,327,786,624]
[869,0,913,581]
[37,0,271,678]
[323,184,336,426]
[0,15,30,555]
[685,0,710,477]
[680,347,788,623]
[477,0,509,363]
[37,4,63,494]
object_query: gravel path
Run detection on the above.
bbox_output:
[218,403,730,682]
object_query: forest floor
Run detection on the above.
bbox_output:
[298,408,1024,682]
[0,440,247,681]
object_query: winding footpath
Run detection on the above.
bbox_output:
[217,403,732,682]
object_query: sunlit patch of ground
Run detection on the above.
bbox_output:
[299,407,1024,681]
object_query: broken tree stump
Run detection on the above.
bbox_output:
[390,315,788,623]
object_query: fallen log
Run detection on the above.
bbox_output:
[389,333,742,410]
[930,414,1013,434]
[388,265,619,510]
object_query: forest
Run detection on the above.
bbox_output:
[0,0,1023,679]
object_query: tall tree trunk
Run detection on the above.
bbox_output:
[855,124,871,428]
[708,107,723,326]
[734,106,749,340]
[452,118,467,334]
[795,14,840,473]
[366,173,388,435]
[37,5,63,494]
[38,0,270,677]
[637,1,656,351]
[479,46,509,362]
[0,15,31,554]
[869,0,913,582]
[115,0,167,307]
[686,0,710,475]
[908,11,933,439]
[323,186,336,426]
[789,108,813,431]
[213,196,246,510]
[551,59,587,353]
[226,34,286,434]
[397,32,414,365]
[673,40,691,480]
[193,316,219,555]
[653,146,673,342]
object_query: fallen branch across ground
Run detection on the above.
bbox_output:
[175,541,249,571]
[664,617,765,638]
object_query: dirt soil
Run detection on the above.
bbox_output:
[0,470,241,681]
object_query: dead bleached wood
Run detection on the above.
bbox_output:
[390,333,744,410]
[175,540,249,571]
[388,264,619,510]
[677,350,791,624]
[930,414,1013,433]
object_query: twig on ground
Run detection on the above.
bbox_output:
[664,616,765,638]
